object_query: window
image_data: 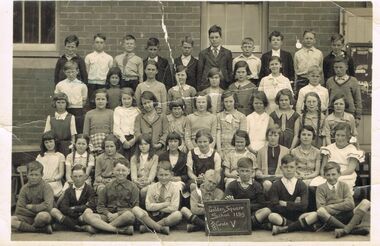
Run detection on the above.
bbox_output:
[13,1,56,51]
[201,2,267,54]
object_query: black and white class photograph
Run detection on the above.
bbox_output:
[5,0,376,244]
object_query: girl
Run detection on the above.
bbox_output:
[44,92,76,157]
[105,67,122,110]
[290,125,321,185]
[113,87,141,160]
[216,90,247,158]
[228,60,257,115]
[36,131,65,198]
[186,129,221,192]
[93,134,125,194]
[135,60,167,114]
[320,122,364,192]
[223,130,256,188]
[269,89,300,149]
[292,92,326,149]
[83,88,114,155]
[134,91,168,154]
[258,56,293,113]
[246,91,270,153]
[324,93,357,145]
[185,94,217,151]
[167,65,197,115]
[167,99,188,153]
[130,133,159,198]
[201,67,224,114]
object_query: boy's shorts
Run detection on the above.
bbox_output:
[148,211,171,222]
[16,215,34,225]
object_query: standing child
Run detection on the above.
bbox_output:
[105,67,122,110]
[168,65,197,115]
[36,131,65,198]
[174,36,198,90]
[296,65,329,115]
[44,92,76,157]
[185,94,217,150]
[228,60,257,116]
[201,67,224,114]
[11,161,54,234]
[54,34,87,85]
[292,92,326,149]
[83,88,113,154]
[134,91,168,153]
[55,60,87,134]
[326,57,362,126]
[143,37,174,91]
[113,88,140,160]
[232,37,261,85]
[198,25,232,90]
[85,33,113,107]
[114,34,144,91]
[216,90,247,158]
[246,91,270,153]
[167,99,188,152]
[259,56,293,113]
[269,89,299,149]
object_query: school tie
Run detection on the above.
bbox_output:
[332,185,336,194]
[122,54,130,74]
[213,47,218,58]
[158,185,166,203]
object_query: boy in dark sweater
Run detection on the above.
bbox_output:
[11,161,54,234]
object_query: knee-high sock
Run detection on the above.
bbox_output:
[190,215,205,227]
[19,222,37,232]
[344,209,366,233]
[139,214,162,231]
[327,216,345,229]
[61,216,77,230]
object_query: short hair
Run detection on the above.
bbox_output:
[113,157,130,169]
[64,34,79,46]
[63,60,78,71]
[157,160,172,172]
[249,91,269,109]
[307,65,322,75]
[101,134,120,151]
[208,25,222,36]
[269,56,282,64]
[207,67,224,81]
[93,88,109,107]
[268,30,284,41]
[169,98,185,111]
[124,34,136,41]
[334,122,351,139]
[166,131,182,147]
[237,157,253,169]
[281,154,296,166]
[303,29,316,37]
[181,36,194,46]
[94,33,106,41]
[27,161,44,175]
[175,64,187,73]
[330,93,349,110]
[324,161,341,174]
[266,125,281,139]
[145,59,158,69]
[333,56,348,66]
[71,164,86,174]
[231,130,250,147]
[52,92,69,108]
[204,169,220,184]
[73,134,91,153]
[140,91,159,108]
[275,88,294,106]
[146,37,159,47]
[105,67,122,88]
[40,131,57,157]
[120,87,137,107]
[299,125,316,140]
[330,33,344,44]
[135,133,155,160]
[233,60,252,77]
[241,37,254,45]
[195,128,213,143]
[194,93,212,111]
[221,90,239,110]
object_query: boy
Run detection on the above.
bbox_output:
[114,34,144,91]
[85,33,113,107]
[143,37,174,91]
[259,31,295,82]
[326,57,362,125]
[55,61,88,134]
[294,29,324,98]
[54,34,88,85]
[140,161,182,234]
[50,165,96,232]
[266,154,308,232]
[232,37,261,86]
[180,169,224,232]
[323,34,355,83]
[272,162,354,235]
[11,161,54,234]
[198,25,232,90]
[174,36,198,89]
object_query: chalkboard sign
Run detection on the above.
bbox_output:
[204,199,251,236]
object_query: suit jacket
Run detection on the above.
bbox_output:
[158,150,189,183]
[197,46,233,91]
[174,56,198,89]
[259,50,295,82]
[143,56,174,91]
[58,183,96,218]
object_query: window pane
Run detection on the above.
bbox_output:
[13,1,22,43]
[24,1,39,43]
[244,4,261,48]
[225,4,242,45]
[41,1,55,43]
[208,4,225,32]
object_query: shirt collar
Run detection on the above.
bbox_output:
[148,56,158,62]
[210,45,221,52]
[158,182,170,190]
[75,151,88,158]
[281,176,297,184]
[335,74,349,81]
[181,54,191,60]
[172,84,190,91]
[54,111,68,120]
[237,177,253,185]
[194,147,213,158]
[237,53,258,60]
[272,49,281,56]
[274,109,294,119]
[327,181,338,190]
[73,184,85,191]
[66,78,81,84]
[303,46,315,52]
[124,52,135,57]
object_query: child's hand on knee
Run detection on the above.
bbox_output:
[225,195,234,201]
